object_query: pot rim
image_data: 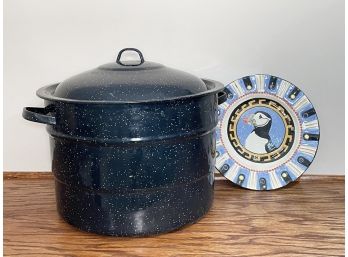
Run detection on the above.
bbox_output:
[36,79,224,104]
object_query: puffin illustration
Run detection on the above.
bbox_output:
[243,111,276,154]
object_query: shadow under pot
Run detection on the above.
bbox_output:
[22,48,227,236]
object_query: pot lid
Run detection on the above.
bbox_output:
[50,48,210,102]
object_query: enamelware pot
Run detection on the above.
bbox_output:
[23,48,227,236]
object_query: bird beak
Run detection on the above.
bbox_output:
[242,116,249,124]
[243,114,254,125]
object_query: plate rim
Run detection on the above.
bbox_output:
[215,74,320,190]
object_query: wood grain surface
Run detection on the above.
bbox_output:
[4,173,345,257]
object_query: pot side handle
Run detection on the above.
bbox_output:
[217,90,227,105]
[22,107,56,125]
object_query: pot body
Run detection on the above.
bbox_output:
[45,94,218,236]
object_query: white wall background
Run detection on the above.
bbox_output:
[4,0,344,174]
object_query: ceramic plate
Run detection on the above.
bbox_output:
[216,74,320,190]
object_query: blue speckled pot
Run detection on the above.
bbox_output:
[23,49,226,236]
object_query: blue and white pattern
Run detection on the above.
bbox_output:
[216,74,320,190]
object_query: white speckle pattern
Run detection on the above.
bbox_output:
[31,55,225,235]
[48,95,218,236]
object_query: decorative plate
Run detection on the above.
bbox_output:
[216,74,320,190]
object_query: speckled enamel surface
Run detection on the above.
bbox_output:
[22,49,225,236]
[45,94,218,236]
[53,61,209,102]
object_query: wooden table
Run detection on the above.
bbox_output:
[4,173,344,257]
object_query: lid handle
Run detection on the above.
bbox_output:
[116,48,145,66]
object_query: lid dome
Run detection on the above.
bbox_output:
[52,48,208,102]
